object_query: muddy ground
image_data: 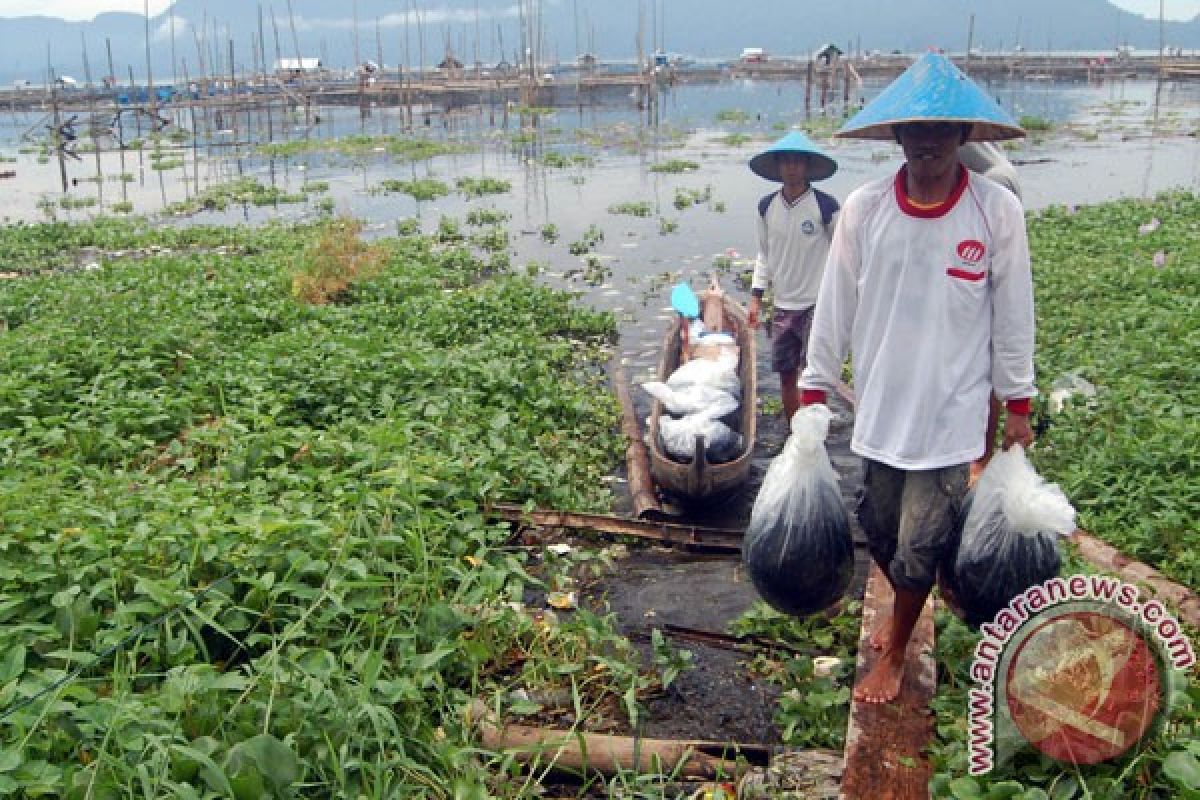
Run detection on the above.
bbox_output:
[584,333,870,747]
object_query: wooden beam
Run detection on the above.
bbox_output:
[612,361,661,519]
[486,503,744,553]
[468,700,768,779]
[841,565,936,800]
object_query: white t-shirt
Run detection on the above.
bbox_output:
[751,188,838,311]
[800,167,1036,469]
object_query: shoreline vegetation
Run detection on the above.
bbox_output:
[0,190,1196,797]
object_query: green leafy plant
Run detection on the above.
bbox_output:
[456,176,511,197]
[649,159,700,174]
[607,201,653,217]
[378,177,450,201]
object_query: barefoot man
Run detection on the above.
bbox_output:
[798,53,1037,703]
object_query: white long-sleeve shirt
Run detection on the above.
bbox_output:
[751,188,838,311]
[800,167,1036,470]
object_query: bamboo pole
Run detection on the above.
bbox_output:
[106,39,128,203]
[80,33,103,206]
[613,363,662,519]
[467,701,762,779]
[485,503,746,553]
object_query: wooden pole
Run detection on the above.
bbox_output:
[228,35,238,145]
[965,13,975,76]
[144,0,157,125]
[106,38,128,203]
[613,363,662,519]
[49,82,69,193]
[80,34,103,206]
[805,58,813,116]
[467,701,763,779]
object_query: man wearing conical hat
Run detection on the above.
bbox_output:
[746,130,840,423]
[798,53,1037,703]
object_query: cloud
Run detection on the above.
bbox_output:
[152,15,190,42]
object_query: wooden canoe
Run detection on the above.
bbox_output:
[647,291,756,502]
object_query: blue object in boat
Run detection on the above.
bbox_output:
[670,282,700,319]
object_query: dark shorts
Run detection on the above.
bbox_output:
[856,460,970,592]
[769,307,814,374]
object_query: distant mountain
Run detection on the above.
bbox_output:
[2,0,1197,86]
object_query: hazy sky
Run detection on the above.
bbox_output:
[1,0,1198,22]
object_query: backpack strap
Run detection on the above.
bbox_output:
[814,188,840,229]
[757,190,779,219]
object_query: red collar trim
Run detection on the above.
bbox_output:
[894,165,969,218]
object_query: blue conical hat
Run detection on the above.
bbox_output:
[836,52,1024,141]
[748,130,838,182]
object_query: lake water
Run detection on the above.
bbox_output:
[2,76,1197,397]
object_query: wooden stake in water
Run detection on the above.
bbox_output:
[106,38,129,204]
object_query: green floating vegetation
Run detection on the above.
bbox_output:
[466,208,511,227]
[607,201,653,217]
[1025,191,1198,588]
[673,185,713,210]
[456,176,512,197]
[541,151,595,168]
[568,223,605,255]
[258,134,471,161]
[59,196,98,211]
[715,132,753,146]
[649,159,700,174]
[715,108,752,124]
[730,601,860,748]
[1019,114,1054,132]
[378,177,450,202]
[166,177,313,215]
[0,214,633,797]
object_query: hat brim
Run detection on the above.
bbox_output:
[834,116,1025,142]
[748,151,838,182]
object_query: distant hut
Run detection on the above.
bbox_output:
[438,52,465,78]
[275,57,324,82]
[740,47,768,64]
[815,43,843,67]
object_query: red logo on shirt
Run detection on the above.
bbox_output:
[957,239,986,263]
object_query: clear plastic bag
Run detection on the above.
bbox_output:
[942,446,1076,628]
[665,356,741,397]
[640,381,739,419]
[659,414,743,463]
[742,405,854,616]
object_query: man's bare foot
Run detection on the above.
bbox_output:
[853,651,905,704]
[869,614,890,650]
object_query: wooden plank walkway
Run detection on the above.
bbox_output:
[841,565,937,800]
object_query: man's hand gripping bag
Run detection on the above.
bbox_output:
[742,404,854,616]
[942,446,1076,629]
